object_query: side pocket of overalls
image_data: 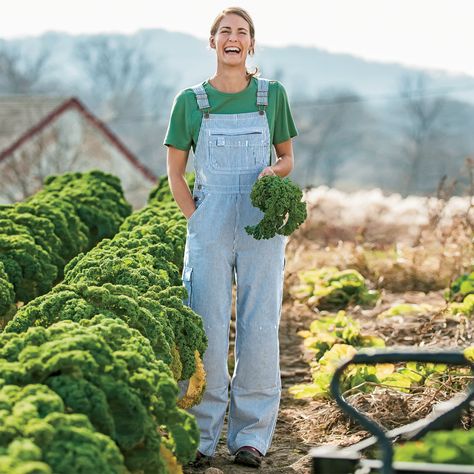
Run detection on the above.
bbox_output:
[182,266,193,307]
[188,189,209,226]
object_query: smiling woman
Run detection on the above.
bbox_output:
[164,6,298,469]
[208,7,259,89]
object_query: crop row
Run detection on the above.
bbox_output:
[0,171,132,317]
[0,172,207,473]
[289,268,473,399]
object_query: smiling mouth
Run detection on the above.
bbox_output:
[224,47,241,55]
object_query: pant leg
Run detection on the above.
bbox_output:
[227,193,287,456]
[179,193,236,456]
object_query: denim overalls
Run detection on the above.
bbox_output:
[180,77,287,457]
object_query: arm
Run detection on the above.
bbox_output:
[166,145,196,220]
[258,138,295,179]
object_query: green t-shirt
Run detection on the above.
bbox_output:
[163,77,298,160]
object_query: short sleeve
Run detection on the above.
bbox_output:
[163,89,193,151]
[273,81,298,145]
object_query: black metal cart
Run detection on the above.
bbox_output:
[311,349,474,474]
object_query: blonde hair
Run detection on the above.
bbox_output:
[209,7,260,79]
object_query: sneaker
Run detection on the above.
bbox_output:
[234,446,263,468]
[188,450,212,468]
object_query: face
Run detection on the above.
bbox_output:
[210,13,254,66]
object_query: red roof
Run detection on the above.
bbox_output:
[0,96,156,182]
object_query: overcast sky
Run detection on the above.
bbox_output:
[1,0,472,77]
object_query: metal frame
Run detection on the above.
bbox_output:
[311,349,474,474]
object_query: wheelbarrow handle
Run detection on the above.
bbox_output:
[329,349,474,474]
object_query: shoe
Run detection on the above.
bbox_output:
[234,446,263,468]
[188,450,212,468]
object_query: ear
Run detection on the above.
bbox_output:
[209,36,215,49]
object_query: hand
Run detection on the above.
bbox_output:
[258,166,277,179]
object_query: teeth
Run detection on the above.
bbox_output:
[225,48,240,53]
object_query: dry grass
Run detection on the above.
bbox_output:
[283,383,473,447]
[284,211,473,294]
[292,170,474,293]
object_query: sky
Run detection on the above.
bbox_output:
[1,0,473,77]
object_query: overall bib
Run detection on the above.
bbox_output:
[180,78,287,457]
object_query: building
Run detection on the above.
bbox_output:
[0,96,156,208]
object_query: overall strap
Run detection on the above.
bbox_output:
[257,78,272,166]
[191,83,211,118]
[256,77,269,114]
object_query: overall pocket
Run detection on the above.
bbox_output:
[208,128,267,173]
[182,266,193,307]
[187,189,210,226]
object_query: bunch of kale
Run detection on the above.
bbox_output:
[245,175,307,240]
[0,384,125,474]
[2,172,207,472]
[0,170,131,316]
[0,316,198,473]
[5,180,207,381]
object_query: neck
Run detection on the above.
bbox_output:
[209,66,250,93]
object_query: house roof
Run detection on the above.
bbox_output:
[0,95,156,182]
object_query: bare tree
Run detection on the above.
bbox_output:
[0,126,83,203]
[74,35,172,171]
[293,89,368,187]
[0,41,53,94]
[398,73,446,194]
[75,36,154,122]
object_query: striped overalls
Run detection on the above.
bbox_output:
[180,77,287,456]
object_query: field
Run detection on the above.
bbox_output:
[0,175,472,473]
[187,187,474,473]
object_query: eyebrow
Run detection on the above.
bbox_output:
[219,26,248,32]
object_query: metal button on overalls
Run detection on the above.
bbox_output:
[179,78,287,457]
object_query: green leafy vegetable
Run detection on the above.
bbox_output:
[0,315,199,471]
[290,267,380,310]
[445,270,474,302]
[245,175,307,240]
[0,384,126,474]
[395,429,474,465]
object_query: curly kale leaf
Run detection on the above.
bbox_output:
[145,286,208,380]
[0,170,130,309]
[0,438,52,474]
[39,170,132,248]
[6,283,175,369]
[0,316,199,469]
[119,206,187,269]
[14,200,89,264]
[0,262,14,317]
[6,281,207,382]
[0,384,126,474]
[63,226,180,289]
[147,171,195,205]
[0,231,57,303]
[245,175,307,240]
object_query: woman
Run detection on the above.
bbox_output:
[164,6,298,468]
